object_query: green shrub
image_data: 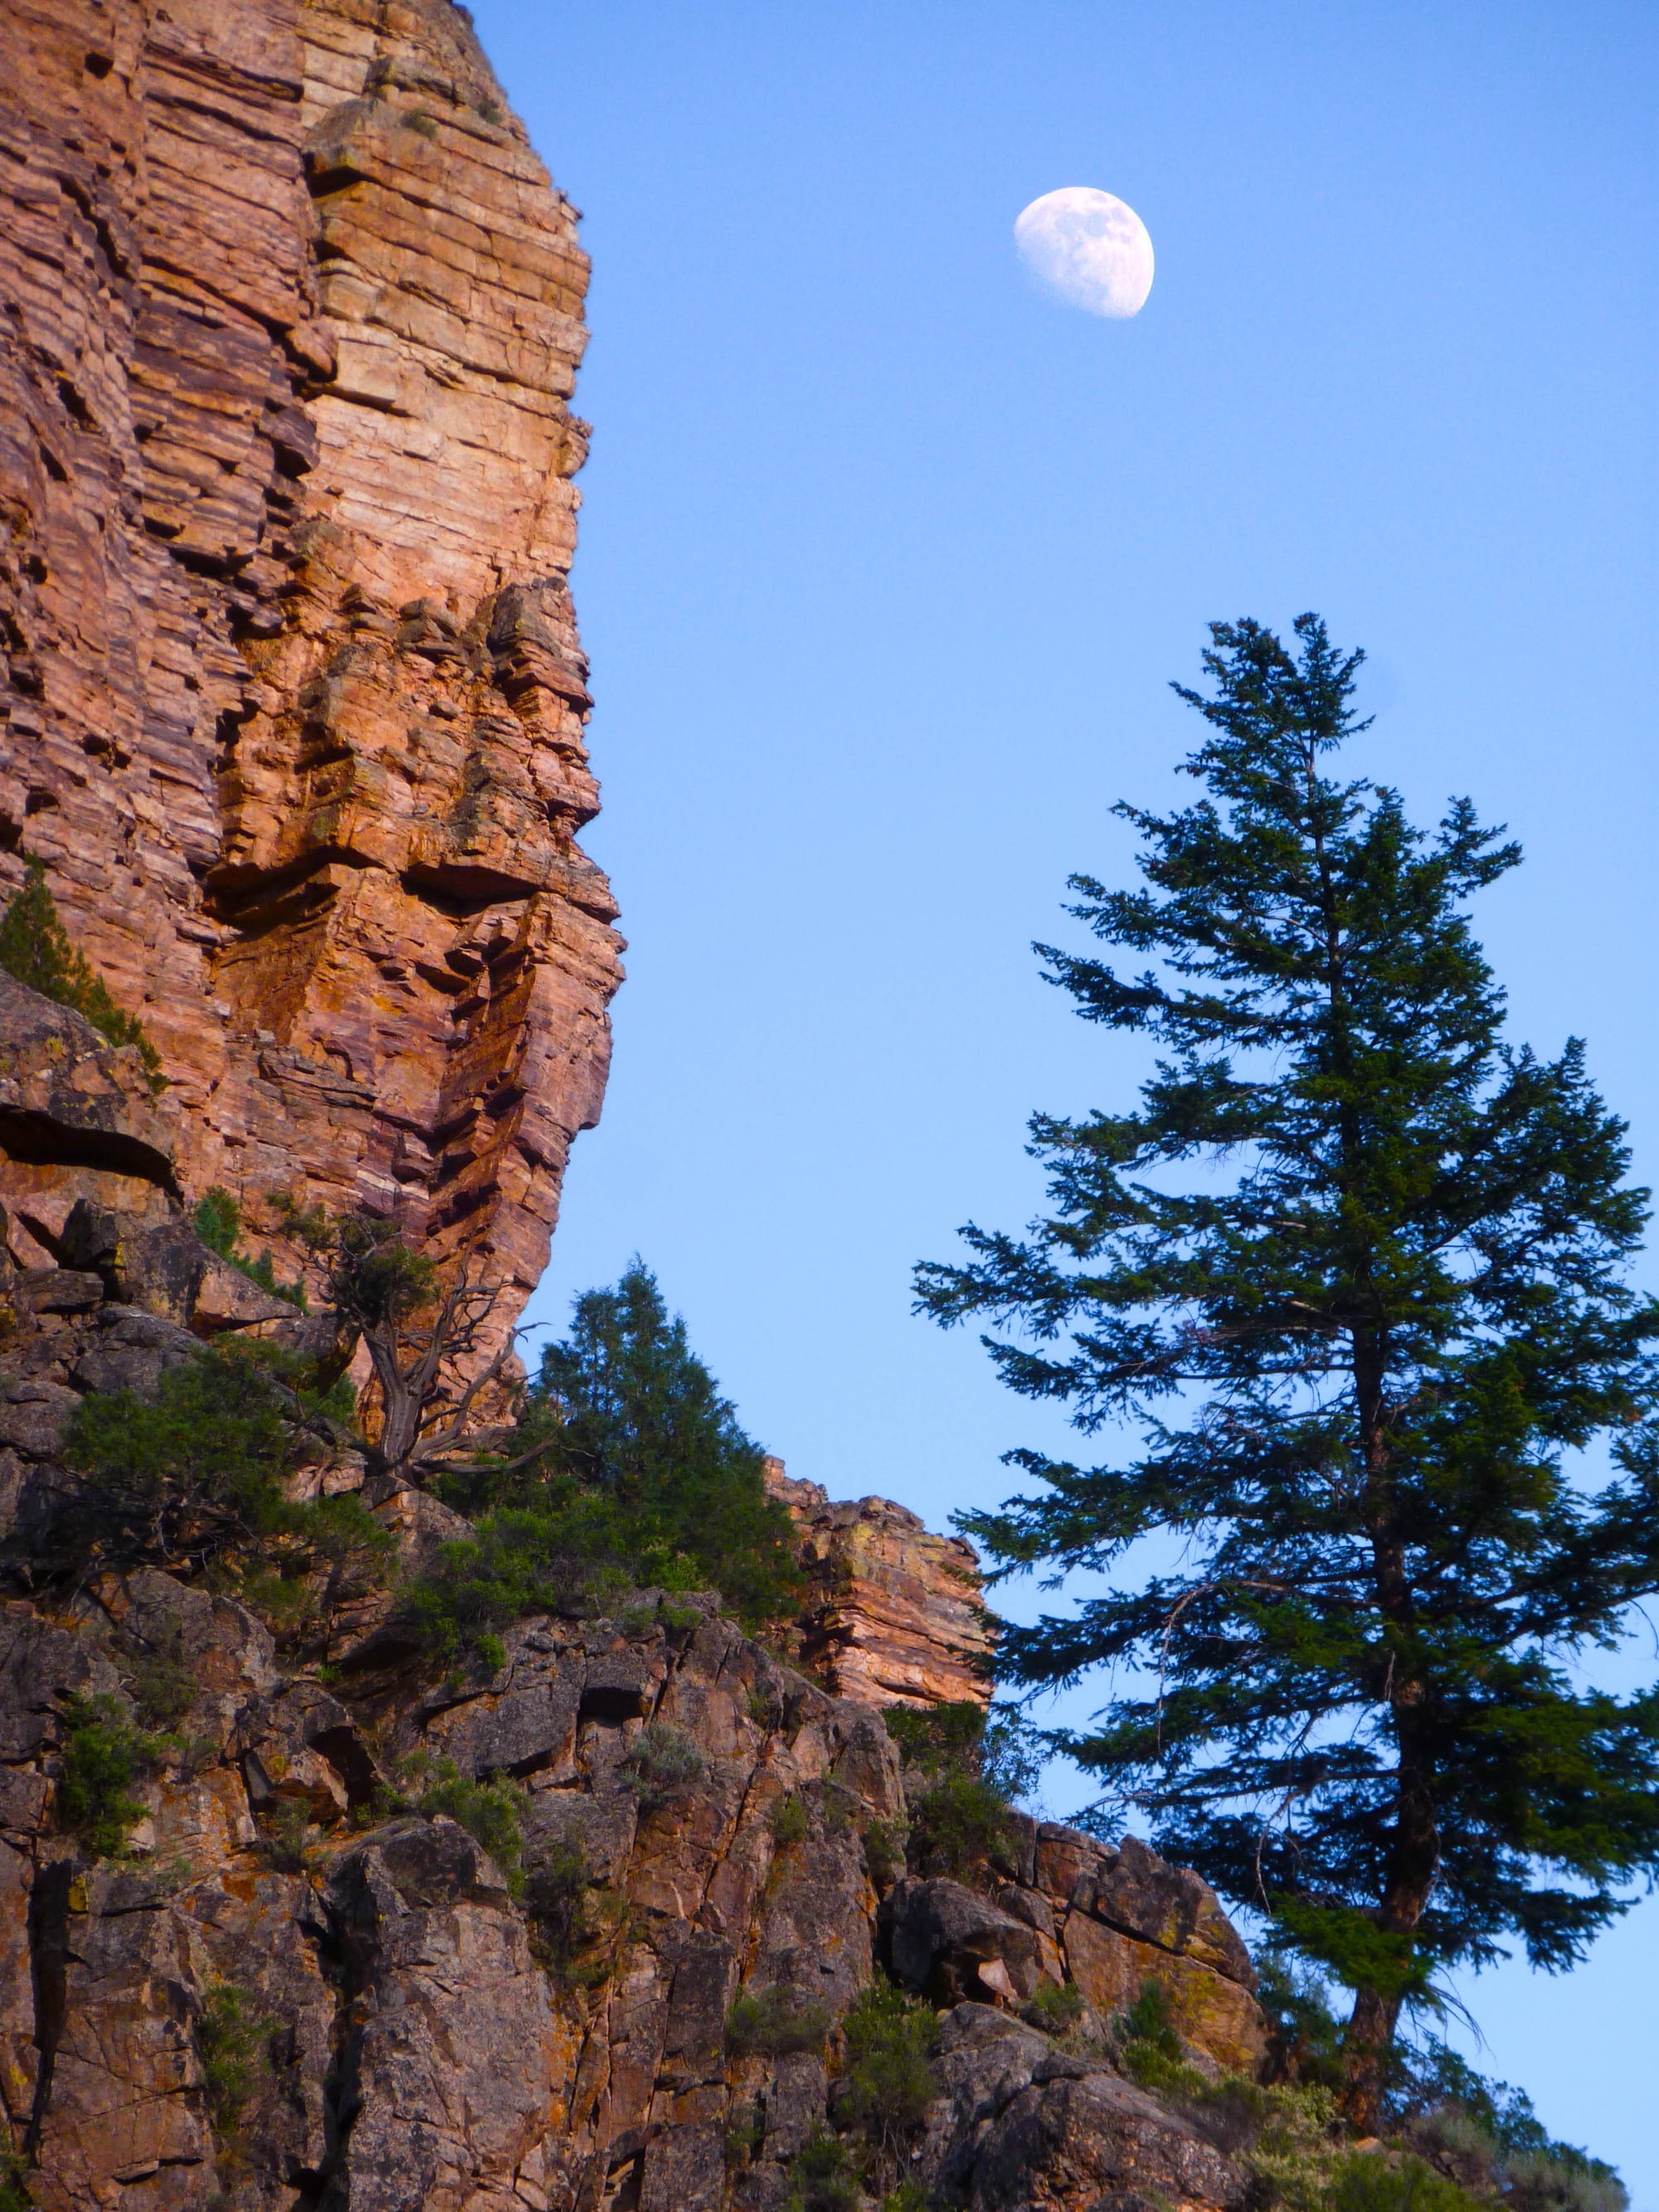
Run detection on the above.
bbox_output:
[264,1797,316,1874]
[786,2126,859,2212]
[192,1187,307,1309]
[125,1628,197,1731]
[525,1840,606,1982]
[405,1757,524,1889]
[1324,2152,1483,2212]
[724,2098,765,2171]
[837,1981,937,2166]
[905,1772,1010,1878]
[771,1792,810,1846]
[881,2186,931,2212]
[60,1341,382,1602]
[883,1699,1039,1877]
[195,1983,271,2135]
[0,858,163,1088]
[0,2150,33,2212]
[726,1984,830,2058]
[1112,1977,1198,2096]
[1021,1977,1086,2036]
[56,1693,166,1857]
[622,1723,707,1809]
[863,1817,907,1891]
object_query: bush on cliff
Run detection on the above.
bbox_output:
[56,1691,170,1857]
[413,1262,803,1641]
[192,1187,308,1310]
[56,1342,385,1621]
[0,857,163,1088]
[883,1697,1043,1877]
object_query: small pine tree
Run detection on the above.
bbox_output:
[424,1263,804,1632]
[531,1263,805,1628]
[0,858,162,1087]
[916,616,1659,2127]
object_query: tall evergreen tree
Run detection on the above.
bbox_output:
[915,616,1659,2122]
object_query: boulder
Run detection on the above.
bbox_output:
[886,1877,1049,2005]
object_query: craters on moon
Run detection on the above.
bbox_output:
[1014,188,1154,318]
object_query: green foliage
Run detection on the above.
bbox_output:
[525,1840,611,1984]
[836,1981,938,2164]
[916,615,1659,2091]
[724,2098,766,2171]
[785,2127,859,2212]
[726,1984,830,2058]
[1253,1957,1346,2090]
[771,1792,810,1846]
[192,1188,307,1309]
[863,1817,907,1891]
[264,1797,316,1874]
[405,107,438,137]
[906,1771,1011,1879]
[0,2149,33,2212]
[0,858,163,1088]
[1021,1977,1087,2036]
[327,1212,438,1334]
[1323,2154,1482,2212]
[56,1693,165,1857]
[880,2187,932,2212]
[59,1341,385,1607]
[406,1757,524,1889]
[621,1722,707,1810]
[1113,1976,1186,2091]
[423,1264,802,1635]
[124,1627,197,1733]
[195,1983,271,2135]
[882,1699,1040,1877]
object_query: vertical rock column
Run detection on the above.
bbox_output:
[0,0,622,1366]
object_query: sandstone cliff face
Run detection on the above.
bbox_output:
[0,0,620,1354]
[766,1466,994,1712]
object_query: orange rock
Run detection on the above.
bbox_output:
[1063,1909,1267,2076]
[766,1459,995,1709]
[0,0,620,1375]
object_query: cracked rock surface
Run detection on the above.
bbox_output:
[0,1563,1267,2211]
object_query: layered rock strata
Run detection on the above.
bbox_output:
[0,0,620,1360]
[766,1463,994,1710]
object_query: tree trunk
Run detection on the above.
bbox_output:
[1343,1327,1441,2134]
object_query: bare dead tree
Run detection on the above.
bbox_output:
[326,1213,533,1485]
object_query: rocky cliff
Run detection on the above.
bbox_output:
[0,0,620,1358]
[765,1466,994,1712]
[0,970,1277,2212]
[0,1571,1267,2212]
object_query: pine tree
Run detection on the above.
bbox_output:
[915,615,1659,2123]
[426,1262,805,1635]
[0,858,162,1087]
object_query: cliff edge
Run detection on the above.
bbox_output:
[0,0,620,1359]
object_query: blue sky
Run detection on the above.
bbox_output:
[471,0,1657,2190]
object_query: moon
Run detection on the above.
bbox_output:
[1014,188,1154,318]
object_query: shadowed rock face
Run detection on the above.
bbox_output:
[0,1571,1265,2212]
[0,0,621,1360]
